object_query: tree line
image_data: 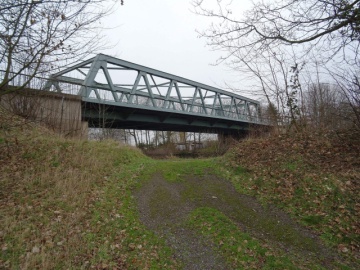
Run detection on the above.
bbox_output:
[193,0,360,133]
[1,0,359,138]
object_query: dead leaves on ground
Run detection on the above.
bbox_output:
[225,133,359,262]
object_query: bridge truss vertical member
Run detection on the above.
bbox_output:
[43,54,266,131]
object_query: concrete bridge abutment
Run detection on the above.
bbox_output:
[1,88,88,138]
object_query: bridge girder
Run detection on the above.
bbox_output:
[44,54,267,132]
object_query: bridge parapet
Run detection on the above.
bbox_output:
[44,54,266,126]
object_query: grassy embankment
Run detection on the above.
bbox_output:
[221,133,359,268]
[1,108,358,269]
[0,110,179,269]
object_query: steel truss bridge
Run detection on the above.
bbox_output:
[44,54,267,135]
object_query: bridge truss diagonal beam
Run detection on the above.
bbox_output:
[43,53,266,127]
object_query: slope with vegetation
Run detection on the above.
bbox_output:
[222,131,359,261]
[0,108,178,269]
[1,107,359,269]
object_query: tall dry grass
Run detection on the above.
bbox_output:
[0,106,144,269]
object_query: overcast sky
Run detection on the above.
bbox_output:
[101,0,255,98]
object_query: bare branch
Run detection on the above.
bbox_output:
[0,0,121,93]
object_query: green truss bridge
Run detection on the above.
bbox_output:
[44,54,267,135]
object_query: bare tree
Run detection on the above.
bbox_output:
[226,44,304,126]
[193,0,360,132]
[0,0,123,94]
[329,66,360,130]
[193,0,360,63]
[303,83,339,129]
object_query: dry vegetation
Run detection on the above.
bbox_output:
[1,104,359,269]
[0,107,177,269]
[222,130,360,265]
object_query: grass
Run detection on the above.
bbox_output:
[80,160,178,269]
[135,159,348,269]
[0,110,179,269]
[224,161,359,252]
[161,165,314,250]
[186,207,307,269]
[221,136,359,267]
[153,158,218,182]
[1,108,358,269]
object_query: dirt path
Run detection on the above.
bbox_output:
[135,175,228,269]
[135,173,338,269]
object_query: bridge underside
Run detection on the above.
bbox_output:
[83,102,250,135]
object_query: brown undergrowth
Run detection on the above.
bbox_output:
[223,130,359,265]
[0,107,178,269]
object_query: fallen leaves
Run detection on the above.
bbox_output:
[338,244,349,253]
[223,132,360,262]
[31,245,41,254]
[128,243,136,251]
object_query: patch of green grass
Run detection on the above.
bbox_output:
[294,187,305,197]
[146,160,321,254]
[186,207,323,269]
[302,215,324,226]
[137,158,221,184]
[233,166,252,175]
[21,151,37,159]
[221,151,358,268]
[136,159,331,267]
[84,160,180,269]
[282,161,299,171]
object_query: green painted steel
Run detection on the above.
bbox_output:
[44,54,267,132]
